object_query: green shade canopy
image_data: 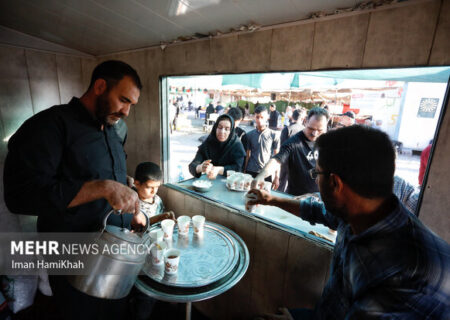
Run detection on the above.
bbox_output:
[170,67,450,91]
[221,67,450,90]
[299,67,450,84]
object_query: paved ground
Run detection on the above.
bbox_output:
[169,110,421,187]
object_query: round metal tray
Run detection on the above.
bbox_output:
[143,222,239,288]
[136,224,250,303]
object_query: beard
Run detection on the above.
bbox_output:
[95,92,120,126]
[320,177,348,222]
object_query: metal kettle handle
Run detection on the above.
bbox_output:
[101,209,150,237]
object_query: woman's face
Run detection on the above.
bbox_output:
[216,119,231,142]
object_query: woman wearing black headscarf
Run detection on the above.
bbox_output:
[189,114,245,179]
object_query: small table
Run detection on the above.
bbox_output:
[135,222,249,320]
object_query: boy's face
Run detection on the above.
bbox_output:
[134,179,161,201]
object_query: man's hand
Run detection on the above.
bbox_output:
[272,176,280,190]
[245,189,272,210]
[251,175,265,189]
[104,180,140,215]
[131,212,147,231]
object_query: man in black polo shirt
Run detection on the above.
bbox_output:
[278,109,306,192]
[252,107,329,196]
[227,107,248,150]
[3,60,145,319]
[268,103,281,130]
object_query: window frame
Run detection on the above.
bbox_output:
[159,68,450,240]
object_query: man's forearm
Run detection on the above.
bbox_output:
[257,159,280,179]
[68,180,112,208]
[244,151,250,172]
[268,195,300,216]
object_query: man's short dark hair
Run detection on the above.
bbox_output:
[292,109,300,121]
[307,107,329,121]
[89,60,142,90]
[227,107,243,121]
[134,162,162,183]
[316,125,395,198]
[254,105,267,114]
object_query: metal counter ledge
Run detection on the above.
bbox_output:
[168,176,337,250]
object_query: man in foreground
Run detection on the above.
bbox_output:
[248,125,450,319]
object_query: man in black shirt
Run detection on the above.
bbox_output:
[278,109,306,192]
[268,103,281,130]
[252,107,329,196]
[4,60,144,232]
[227,106,248,149]
[215,101,224,114]
[205,102,215,124]
[3,60,145,319]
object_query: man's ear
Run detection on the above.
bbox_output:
[329,173,344,193]
[93,78,107,95]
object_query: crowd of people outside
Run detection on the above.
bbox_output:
[172,97,425,192]
[170,96,424,220]
[179,99,424,219]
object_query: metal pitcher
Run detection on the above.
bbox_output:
[68,210,150,299]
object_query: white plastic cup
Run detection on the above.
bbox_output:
[226,170,235,177]
[244,176,252,191]
[177,216,191,236]
[149,229,163,243]
[227,174,237,189]
[161,219,175,240]
[236,177,245,191]
[192,215,205,236]
[263,181,272,193]
[164,249,181,274]
[149,241,167,265]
